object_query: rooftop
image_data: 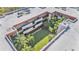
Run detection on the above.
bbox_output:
[0,7,79,51]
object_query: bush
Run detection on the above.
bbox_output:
[49,26,53,32]
[49,26,56,33]
[13,34,30,51]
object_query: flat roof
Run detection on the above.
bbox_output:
[0,7,79,51]
[13,8,48,27]
[46,19,79,51]
[13,8,77,27]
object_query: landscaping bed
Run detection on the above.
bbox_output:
[34,34,55,51]
[10,15,66,51]
[11,27,52,51]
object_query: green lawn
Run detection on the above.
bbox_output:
[11,16,64,51]
[33,34,55,51]
[31,28,50,46]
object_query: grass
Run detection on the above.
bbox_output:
[11,20,51,50]
[33,34,54,51]
[0,7,20,15]
[11,17,64,51]
[32,28,50,46]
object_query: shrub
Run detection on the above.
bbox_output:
[49,26,53,32]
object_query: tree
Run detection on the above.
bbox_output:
[0,8,6,15]
[27,34,35,47]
